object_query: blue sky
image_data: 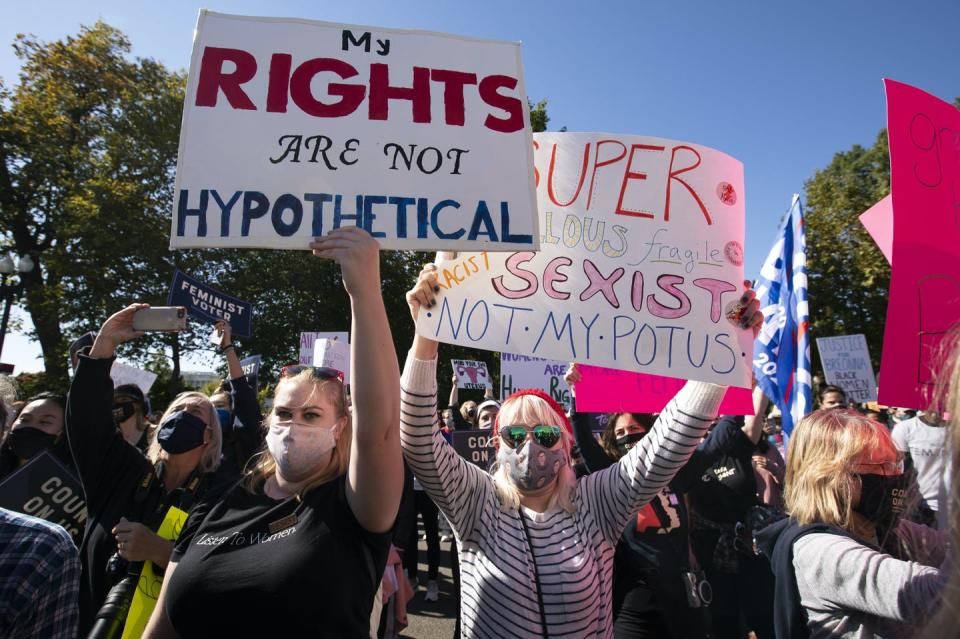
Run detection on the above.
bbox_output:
[3,0,959,371]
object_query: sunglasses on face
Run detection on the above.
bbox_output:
[279,365,345,383]
[855,458,905,475]
[499,424,563,450]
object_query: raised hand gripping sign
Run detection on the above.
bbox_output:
[416,132,753,387]
[879,80,960,409]
[171,11,538,251]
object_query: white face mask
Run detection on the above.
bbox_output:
[266,422,337,482]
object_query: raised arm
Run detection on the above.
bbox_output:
[449,371,459,408]
[215,321,264,465]
[66,304,150,501]
[311,228,401,534]
[214,320,245,381]
[564,363,614,473]
[400,265,495,539]
[742,385,769,445]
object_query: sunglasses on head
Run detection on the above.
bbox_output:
[499,424,563,450]
[279,365,345,383]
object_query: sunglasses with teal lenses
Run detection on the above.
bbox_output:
[499,424,563,449]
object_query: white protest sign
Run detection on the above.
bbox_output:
[500,353,571,411]
[816,334,878,403]
[298,331,349,365]
[110,361,158,396]
[313,338,351,384]
[416,132,752,387]
[451,359,490,389]
[171,11,538,252]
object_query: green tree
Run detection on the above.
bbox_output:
[0,23,195,389]
[529,99,549,133]
[804,131,891,373]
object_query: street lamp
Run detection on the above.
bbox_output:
[0,253,35,361]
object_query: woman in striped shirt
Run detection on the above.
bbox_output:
[401,265,761,638]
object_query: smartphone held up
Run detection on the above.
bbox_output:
[132,307,187,332]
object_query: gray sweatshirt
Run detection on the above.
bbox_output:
[793,519,947,638]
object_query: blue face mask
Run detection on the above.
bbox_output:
[216,408,232,430]
[157,410,207,454]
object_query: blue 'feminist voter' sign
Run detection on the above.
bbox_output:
[168,270,253,337]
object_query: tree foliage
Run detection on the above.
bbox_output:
[804,131,891,373]
[529,99,549,133]
[0,22,209,392]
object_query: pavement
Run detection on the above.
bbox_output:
[399,536,459,639]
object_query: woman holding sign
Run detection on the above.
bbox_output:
[401,264,762,638]
[143,227,402,638]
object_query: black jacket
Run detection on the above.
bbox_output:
[755,517,857,639]
[66,355,242,632]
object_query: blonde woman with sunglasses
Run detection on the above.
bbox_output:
[144,228,402,638]
[402,265,762,638]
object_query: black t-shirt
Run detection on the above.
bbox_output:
[166,474,391,637]
[686,415,758,524]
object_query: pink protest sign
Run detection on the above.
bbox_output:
[859,195,893,265]
[575,364,754,414]
[878,80,960,410]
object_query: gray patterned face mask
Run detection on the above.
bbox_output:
[498,440,567,491]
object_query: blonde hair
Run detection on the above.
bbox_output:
[243,372,351,494]
[489,394,577,514]
[784,409,891,530]
[148,392,221,473]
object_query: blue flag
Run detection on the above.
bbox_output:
[753,194,812,435]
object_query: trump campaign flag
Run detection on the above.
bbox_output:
[753,194,812,434]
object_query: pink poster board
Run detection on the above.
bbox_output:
[859,195,893,265]
[575,364,755,414]
[878,80,960,410]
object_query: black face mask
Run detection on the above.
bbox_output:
[616,431,646,457]
[854,473,908,528]
[157,411,207,454]
[6,427,59,461]
[113,401,137,424]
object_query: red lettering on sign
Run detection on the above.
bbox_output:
[289,58,365,117]
[479,75,523,133]
[430,69,478,126]
[616,143,666,218]
[547,143,590,207]
[667,145,712,224]
[587,140,627,210]
[369,64,431,123]
[196,47,258,110]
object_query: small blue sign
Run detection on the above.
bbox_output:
[168,270,253,337]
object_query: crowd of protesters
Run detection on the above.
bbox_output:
[0,237,955,639]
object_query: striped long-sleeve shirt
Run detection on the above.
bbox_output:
[400,354,726,638]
